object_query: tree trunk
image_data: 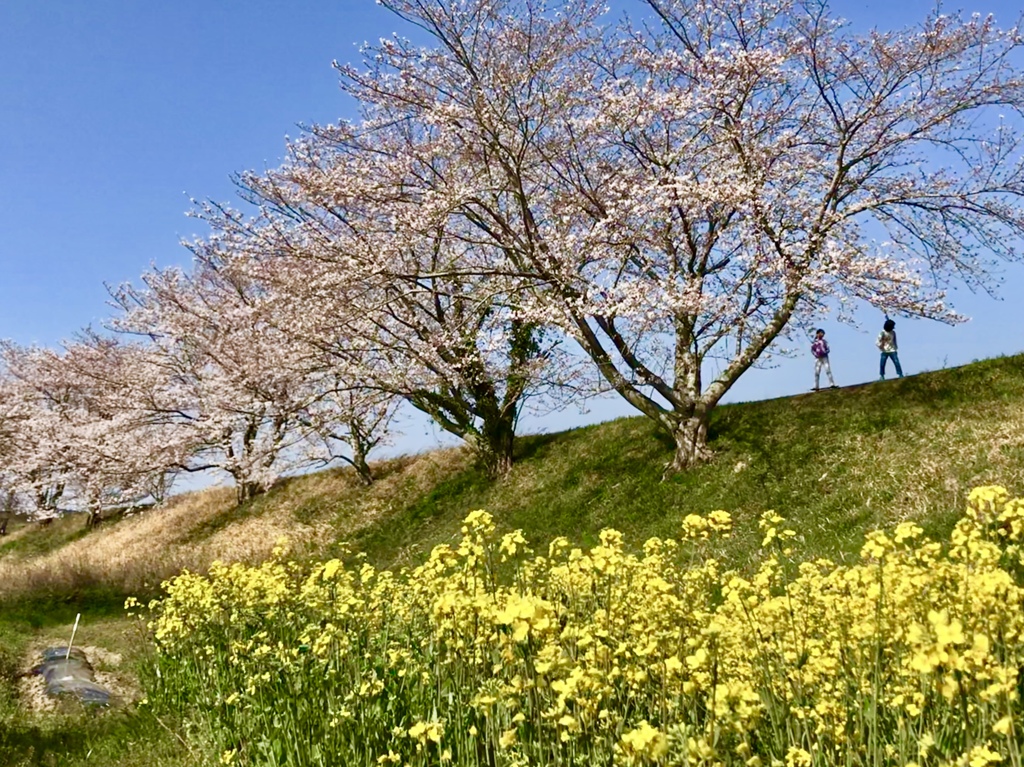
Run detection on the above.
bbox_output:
[236,480,265,505]
[86,509,101,528]
[351,452,374,487]
[481,444,514,478]
[347,426,375,486]
[474,419,516,479]
[665,415,713,478]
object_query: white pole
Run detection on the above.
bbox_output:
[66,613,81,661]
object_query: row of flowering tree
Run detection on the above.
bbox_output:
[2,0,1023,518]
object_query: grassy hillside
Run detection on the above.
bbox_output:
[1,354,1023,765]
[4,353,1024,595]
[342,353,1024,569]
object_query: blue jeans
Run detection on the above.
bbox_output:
[880,352,903,378]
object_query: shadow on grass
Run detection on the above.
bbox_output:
[178,494,264,545]
[512,431,564,463]
[0,588,136,634]
[0,520,94,561]
[0,707,187,767]
[342,465,493,565]
[0,723,92,767]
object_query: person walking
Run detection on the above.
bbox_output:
[811,328,837,391]
[876,318,904,380]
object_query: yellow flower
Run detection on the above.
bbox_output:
[918,733,936,757]
[685,647,708,670]
[785,747,812,767]
[620,721,669,760]
[682,514,709,540]
[928,609,965,647]
[965,744,1003,767]
[707,509,733,534]
[407,720,444,744]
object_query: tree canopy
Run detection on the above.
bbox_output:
[3,0,1023,514]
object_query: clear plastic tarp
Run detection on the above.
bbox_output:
[33,647,111,705]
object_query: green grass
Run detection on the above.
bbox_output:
[341,355,1024,569]
[0,518,96,560]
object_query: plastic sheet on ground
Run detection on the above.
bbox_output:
[33,647,111,705]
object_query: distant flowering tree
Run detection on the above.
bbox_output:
[0,370,24,510]
[178,220,405,486]
[295,379,399,486]
[0,337,182,522]
[45,333,188,507]
[111,229,407,495]
[109,261,323,503]
[0,354,67,518]
[347,0,1024,473]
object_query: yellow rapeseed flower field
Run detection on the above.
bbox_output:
[142,486,1024,767]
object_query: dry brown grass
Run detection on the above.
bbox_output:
[0,488,231,598]
[0,447,472,600]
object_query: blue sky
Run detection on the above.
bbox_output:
[2,0,1023,454]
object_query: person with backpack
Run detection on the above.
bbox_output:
[876,318,904,380]
[811,328,837,391]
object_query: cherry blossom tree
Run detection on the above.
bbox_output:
[217,139,559,478]
[109,260,323,504]
[1,343,97,519]
[0,337,183,522]
[109,242,405,499]
[178,226,403,486]
[292,370,399,485]
[350,0,1024,472]
[45,333,187,508]
[0,367,36,521]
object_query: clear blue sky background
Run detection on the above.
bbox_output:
[2,0,1023,456]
